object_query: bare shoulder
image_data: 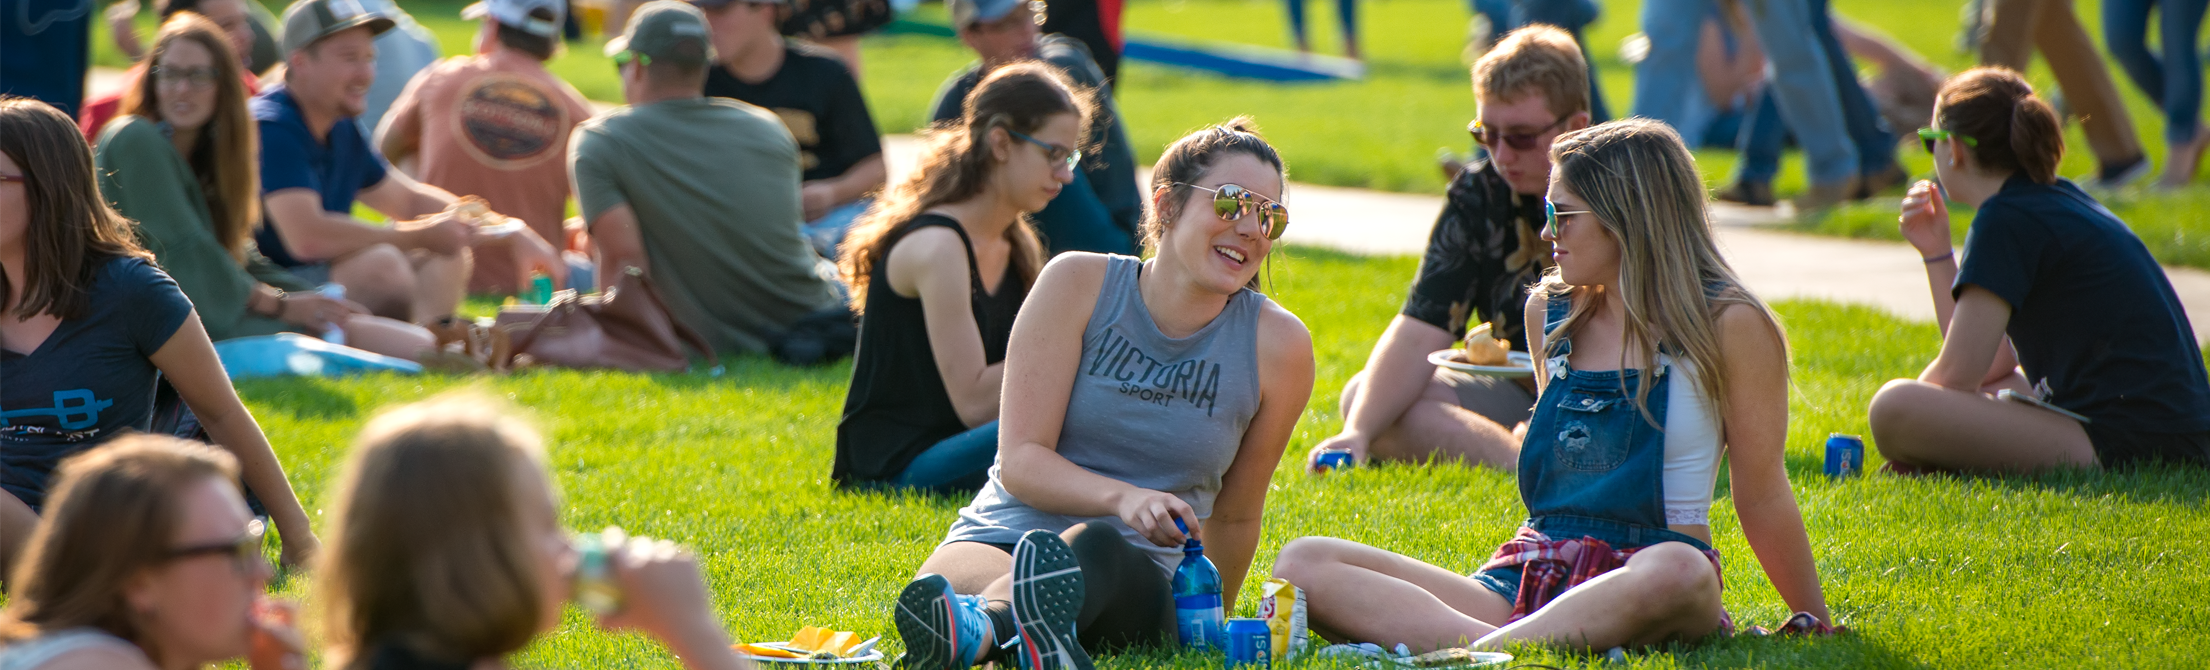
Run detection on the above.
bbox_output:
[1714,301,1786,360]
[1255,299,1314,365]
[1030,252,1115,299]
[884,225,966,266]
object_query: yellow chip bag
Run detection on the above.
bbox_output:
[1258,577,1308,659]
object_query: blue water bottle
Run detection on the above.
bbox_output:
[1172,518,1225,650]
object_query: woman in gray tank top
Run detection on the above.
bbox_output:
[890,120,1316,670]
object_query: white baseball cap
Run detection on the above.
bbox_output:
[462,0,564,38]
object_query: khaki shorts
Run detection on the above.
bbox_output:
[1437,368,1536,426]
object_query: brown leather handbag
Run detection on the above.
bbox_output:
[500,267,720,373]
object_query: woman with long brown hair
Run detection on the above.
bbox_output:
[892,118,1314,670]
[830,63,1087,493]
[94,14,433,360]
[0,96,317,577]
[317,395,746,670]
[0,435,303,670]
[1273,119,1833,652]
[1870,67,2210,470]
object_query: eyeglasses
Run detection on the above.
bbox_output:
[1543,199,1591,236]
[1470,115,1572,151]
[0,174,23,184]
[1005,128,1081,172]
[165,518,267,574]
[1917,127,1978,153]
[612,50,652,71]
[1175,182,1290,240]
[152,65,220,89]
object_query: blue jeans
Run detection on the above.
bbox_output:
[1733,0,1894,184]
[804,196,876,260]
[886,421,999,493]
[1033,170,1137,256]
[1286,0,1358,46]
[1632,0,1712,132]
[2103,0,2209,144]
[1738,0,1857,185]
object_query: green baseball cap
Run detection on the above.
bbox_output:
[279,0,396,55]
[605,0,715,67]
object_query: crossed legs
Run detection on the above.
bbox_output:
[1867,374,2098,472]
[1271,536,1725,653]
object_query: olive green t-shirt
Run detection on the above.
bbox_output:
[569,97,838,354]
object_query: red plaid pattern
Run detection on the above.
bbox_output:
[1477,527,1729,626]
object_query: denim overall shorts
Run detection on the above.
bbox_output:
[1471,293,1716,603]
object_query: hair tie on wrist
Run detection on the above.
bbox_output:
[1923,251,1955,264]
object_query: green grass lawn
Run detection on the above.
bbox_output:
[95,0,2210,268]
[176,246,2202,668]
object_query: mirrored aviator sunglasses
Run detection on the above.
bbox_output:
[1543,199,1591,235]
[1179,183,1289,239]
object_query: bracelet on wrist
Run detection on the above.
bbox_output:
[260,289,288,317]
[1922,251,1955,264]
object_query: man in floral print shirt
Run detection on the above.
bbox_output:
[1305,25,1590,472]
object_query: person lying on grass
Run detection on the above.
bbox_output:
[0,96,318,579]
[1273,119,1834,652]
[315,395,749,670]
[832,63,1094,494]
[891,119,1316,670]
[1869,67,2210,472]
[0,435,305,670]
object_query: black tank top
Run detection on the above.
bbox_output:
[833,215,1028,485]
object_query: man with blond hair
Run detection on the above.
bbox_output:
[1306,25,1589,472]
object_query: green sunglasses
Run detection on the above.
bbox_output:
[1543,199,1591,236]
[1917,127,1978,153]
[1005,128,1082,172]
[1176,182,1290,240]
[612,50,651,71]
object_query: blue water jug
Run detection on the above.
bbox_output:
[1172,518,1225,650]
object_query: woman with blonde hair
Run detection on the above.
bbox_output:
[831,62,1090,493]
[94,13,434,360]
[1,96,317,576]
[891,119,1314,670]
[1273,118,1834,651]
[0,434,303,670]
[317,395,748,670]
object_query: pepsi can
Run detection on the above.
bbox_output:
[1313,449,1355,473]
[1225,618,1271,667]
[1824,434,1865,478]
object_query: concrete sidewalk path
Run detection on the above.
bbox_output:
[886,135,2210,342]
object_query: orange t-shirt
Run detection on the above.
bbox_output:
[381,50,592,293]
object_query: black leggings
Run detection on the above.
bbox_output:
[981,522,1176,652]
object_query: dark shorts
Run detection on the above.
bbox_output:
[286,262,332,286]
[1438,369,1536,426]
[2084,424,2210,468]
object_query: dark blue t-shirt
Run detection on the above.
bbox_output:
[1,257,194,511]
[1955,175,2210,433]
[0,0,91,117]
[251,82,391,267]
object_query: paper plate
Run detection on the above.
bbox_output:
[735,642,884,665]
[1428,349,1535,377]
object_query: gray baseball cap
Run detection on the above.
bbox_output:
[605,0,715,67]
[279,0,395,54]
[949,0,1039,29]
[462,0,565,39]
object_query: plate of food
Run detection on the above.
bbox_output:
[1428,322,1534,377]
[448,196,525,237]
[734,627,883,665]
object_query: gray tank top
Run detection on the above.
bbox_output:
[0,628,146,670]
[944,255,1266,574]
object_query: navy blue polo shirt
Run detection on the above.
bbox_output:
[1955,175,2210,433]
[251,83,390,267]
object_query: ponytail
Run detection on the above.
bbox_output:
[1933,67,2064,185]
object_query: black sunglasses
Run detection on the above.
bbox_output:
[165,518,266,574]
[1174,182,1289,240]
[1470,115,1572,151]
